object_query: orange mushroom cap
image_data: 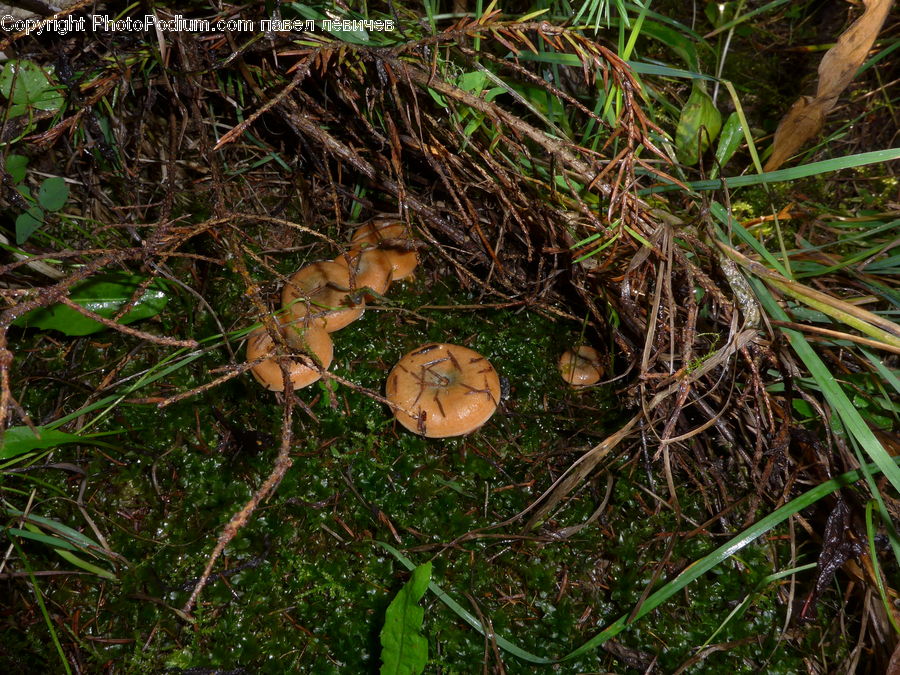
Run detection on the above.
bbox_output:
[332,247,393,297]
[385,343,501,438]
[558,346,603,386]
[281,261,364,332]
[246,324,333,391]
[350,218,418,280]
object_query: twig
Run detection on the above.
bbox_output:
[182,384,296,616]
[57,297,197,347]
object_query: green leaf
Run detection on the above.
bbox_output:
[0,60,64,118]
[13,273,169,336]
[426,87,447,108]
[637,19,702,71]
[9,518,121,579]
[705,0,739,30]
[380,562,431,675]
[6,154,28,183]
[0,426,83,459]
[676,81,722,165]
[53,549,117,580]
[7,508,114,554]
[15,206,44,244]
[642,148,900,195]
[7,528,80,552]
[711,112,744,178]
[457,71,487,93]
[37,177,69,212]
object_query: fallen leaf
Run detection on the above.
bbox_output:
[765,0,893,171]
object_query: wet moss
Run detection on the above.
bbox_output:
[3,244,838,673]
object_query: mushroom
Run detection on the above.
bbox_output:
[558,346,603,386]
[350,218,418,280]
[281,261,364,332]
[385,343,501,438]
[332,247,394,297]
[246,324,333,391]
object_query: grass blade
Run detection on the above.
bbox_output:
[641,148,900,194]
[750,279,900,494]
[11,541,72,675]
[378,454,899,664]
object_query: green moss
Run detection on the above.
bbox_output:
[3,243,841,674]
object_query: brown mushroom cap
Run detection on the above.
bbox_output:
[558,346,603,386]
[350,219,418,280]
[333,248,393,297]
[385,343,501,438]
[281,261,364,332]
[246,325,333,391]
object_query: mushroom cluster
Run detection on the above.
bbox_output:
[246,217,504,439]
[246,216,419,391]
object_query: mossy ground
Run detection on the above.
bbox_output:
[2,228,847,673]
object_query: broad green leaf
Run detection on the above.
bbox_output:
[15,206,43,244]
[861,348,900,397]
[380,562,431,675]
[6,154,28,183]
[676,81,722,165]
[711,112,744,178]
[13,273,169,336]
[457,71,488,93]
[37,177,69,211]
[1,426,82,458]
[0,60,64,117]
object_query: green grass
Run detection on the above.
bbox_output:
[2,0,897,670]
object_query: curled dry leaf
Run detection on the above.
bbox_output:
[765,0,893,171]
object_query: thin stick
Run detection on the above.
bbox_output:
[182,387,295,616]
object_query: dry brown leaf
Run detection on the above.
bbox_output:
[765,0,894,171]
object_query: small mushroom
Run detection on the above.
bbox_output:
[333,247,394,297]
[385,343,501,438]
[246,324,333,391]
[350,218,418,280]
[281,261,364,332]
[558,346,603,386]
